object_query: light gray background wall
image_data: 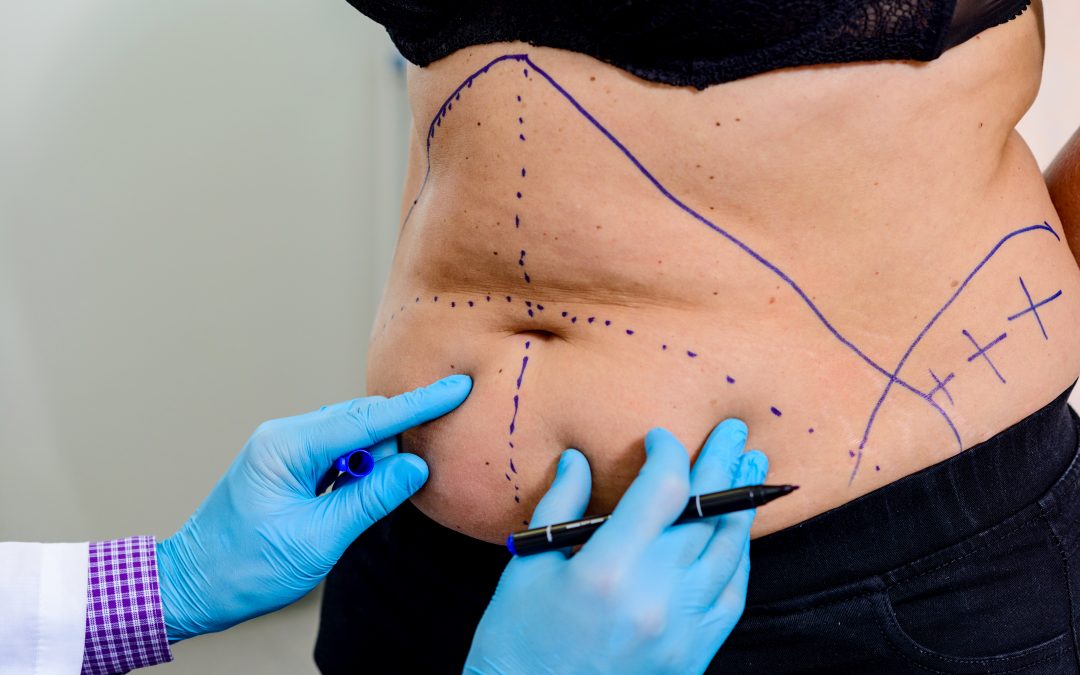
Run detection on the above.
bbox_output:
[1,2,1077,673]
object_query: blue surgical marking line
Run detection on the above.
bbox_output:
[401,53,1057,481]
[1007,276,1062,340]
[962,329,1008,384]
[516,355,530,389]
[849,449,863,486]
[928,369,955,406]
[858,221,1058,453]
[509,394,519,435]
[518,54,984,455]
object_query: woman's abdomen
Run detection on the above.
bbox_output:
[366,28,1080,544]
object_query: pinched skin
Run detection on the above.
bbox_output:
[367,4,1080,543]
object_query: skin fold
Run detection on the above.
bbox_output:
[366,3,1080,544]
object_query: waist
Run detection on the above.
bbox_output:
[370,30,1080,544]
[747,382,1079,604]
[369,195,1080,542]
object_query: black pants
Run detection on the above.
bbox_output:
[316,385,1080,674]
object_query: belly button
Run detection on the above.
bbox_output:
[508,328,561,343]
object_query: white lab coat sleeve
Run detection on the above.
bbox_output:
[0,542,89,675]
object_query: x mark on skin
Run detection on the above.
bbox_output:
[1007,276,1062,341]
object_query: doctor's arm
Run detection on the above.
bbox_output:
[1,374,762,675]
[0,375,473,675]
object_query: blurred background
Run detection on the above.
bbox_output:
[1,1,1078,672]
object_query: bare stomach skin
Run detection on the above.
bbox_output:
[367,3,1080,544]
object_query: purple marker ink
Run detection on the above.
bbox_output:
[626,329,635,336]
[726,375,735,384]
[604,320,611,326]
[1007,276,1062,341]
[402,54,1056,483]
[587,317,595,323]
[687,351,697,358]
[510,459,517,473]
[561,311,568,317]
[962,329,1008,384]
[770,407,782,417]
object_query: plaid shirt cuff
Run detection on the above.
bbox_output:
[81,537,173,674]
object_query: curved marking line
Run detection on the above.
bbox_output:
[401,53,1052,477]
[849,450,863,486]
[401,54,529,232]
[523,57,900,384]
[857,222,1059,451]
[406,52,949,448]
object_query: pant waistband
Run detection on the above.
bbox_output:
[747,383,1078,605]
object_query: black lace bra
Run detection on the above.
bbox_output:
[345,0,1032,89]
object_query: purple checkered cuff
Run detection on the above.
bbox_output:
[81,537,173,674]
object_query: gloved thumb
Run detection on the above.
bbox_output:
[323,453,429,550]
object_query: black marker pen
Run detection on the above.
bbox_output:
[507,484,798,556]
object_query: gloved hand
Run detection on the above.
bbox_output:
[464,419,767,675]
[156,374,472,641]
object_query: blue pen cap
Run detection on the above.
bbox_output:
[339,449,375,478]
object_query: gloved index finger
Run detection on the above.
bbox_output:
[350,374,473,447]
[575,427,690,567]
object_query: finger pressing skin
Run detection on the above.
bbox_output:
[689,419,747,493]
[282,375,472,473]
[686,451,766,604]
[576,428,690,568]
[658,418,749,567]
[353,375,473,446]
[529,449,592,528]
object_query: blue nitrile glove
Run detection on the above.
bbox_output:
[156,374,472,641]
[464,419,767,675]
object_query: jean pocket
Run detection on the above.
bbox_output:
[870,512,1074,673]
